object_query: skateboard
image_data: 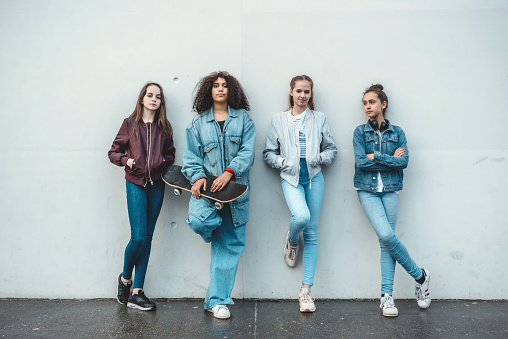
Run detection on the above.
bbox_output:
[161,165,248,210]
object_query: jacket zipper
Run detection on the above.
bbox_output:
[147,123,153,185]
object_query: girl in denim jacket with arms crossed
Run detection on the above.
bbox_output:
[353,84,430,317]
[183,71,256,319]
[264,75,337,313]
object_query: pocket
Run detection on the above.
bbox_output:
[228,136,242,155]
[364,134,375,153]
[203,142,219,166]
[387,135,399,154]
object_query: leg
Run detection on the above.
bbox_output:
[301,171,325,286]
[281,179,310,243]
[186,210,222,243]
[357,191,422,295]
[123,181,148,282]
[379,192,397,295]
[204,205,246,310]
[132,180,165,289]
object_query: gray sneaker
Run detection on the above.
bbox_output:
[283,231,298,267]
[299,287,316,312]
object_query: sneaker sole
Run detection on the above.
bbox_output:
[116,297,127,306]
[206,308,230,319]
[284,232,297,268]
[127,302,155,311]
[300,307,316,313]
[382,311,398,317]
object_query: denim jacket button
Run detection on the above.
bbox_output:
[375,142,378,145]
[373,177,376,180]
[371,188,375,191]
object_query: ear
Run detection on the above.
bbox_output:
[382,101,387,109]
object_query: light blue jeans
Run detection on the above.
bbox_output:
[357,190,422,295]
[281,159,325,286]
[186,204,246,309]
[123,179,165,289]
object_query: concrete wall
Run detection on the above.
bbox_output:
[1,0,507,299]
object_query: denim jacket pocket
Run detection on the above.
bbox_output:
[364,134,375,153]
[188,195,216,222]
[387,135,399,154]
[203,142,219,166]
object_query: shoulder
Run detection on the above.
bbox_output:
[272,110,289,123]
[390,124,406,135]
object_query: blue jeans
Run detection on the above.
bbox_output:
[186,204,246,309]
[123,180,165,289]
[357,190,422,295]
[281,159,325,286]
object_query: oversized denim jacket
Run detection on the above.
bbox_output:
[353,121,409,192]
[182,107,256,227]
[263,109,337,187]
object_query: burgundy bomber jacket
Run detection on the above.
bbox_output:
[108,116,175,186]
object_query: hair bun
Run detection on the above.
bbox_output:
[368,84,384,91]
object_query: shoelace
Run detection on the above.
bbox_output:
[380,295,395,309]
[300,290,314,303]
[415,284,428,299]
[288,246,298,259]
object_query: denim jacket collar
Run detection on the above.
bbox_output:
[204,106,238,123]
[364,119,394,133]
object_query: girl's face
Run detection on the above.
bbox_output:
[290,80,312,108]
[142,85,162,112]
[363,92,386,120]
[211,77,228,103]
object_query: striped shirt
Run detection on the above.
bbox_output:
[292,110,307,159]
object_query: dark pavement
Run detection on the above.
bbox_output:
[1,299,507,338]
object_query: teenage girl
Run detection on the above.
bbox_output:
[108,82,175,311]
[182,71,256,319]
[353,84,430,317]
[263,75,337,312]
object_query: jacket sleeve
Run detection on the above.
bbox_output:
[373,128,409,170]
[182,123,207,184]
[318,117,337,166]
[163,134,176,166]
[108,119,130,167]
[263,117,285,169]
[353,126,392,172]
[227,113,256,177]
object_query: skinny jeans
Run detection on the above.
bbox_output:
[357,190,422,295]
[281,159,325,286]
[123,179,165,289]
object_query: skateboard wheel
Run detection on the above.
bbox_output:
[214,202,223,210]
[173,188,182,196]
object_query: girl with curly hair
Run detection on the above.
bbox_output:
[108,82,175,311]
[182,71,256,319]
[353,84,430,317]
[263,75,337,313]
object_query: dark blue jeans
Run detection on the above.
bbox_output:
[123,179,165,289]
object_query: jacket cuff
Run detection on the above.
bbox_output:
[121,156,128,166]
[225,168,236,179]
[374,151,382,163]
[193,176,207,184]
[278,157,285,168]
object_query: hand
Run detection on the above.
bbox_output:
[210,172,233,192]
[393,147,405,157]
[366,153,374,160]
[126,158,134,169]
[191,178,207,198]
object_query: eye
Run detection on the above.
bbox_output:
[156,96,161,100]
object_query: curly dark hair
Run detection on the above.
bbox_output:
[192,73,250,113]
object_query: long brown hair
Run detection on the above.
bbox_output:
[130,82,173,137]
[287,75,315,111]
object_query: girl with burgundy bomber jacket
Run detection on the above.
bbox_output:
[108,82,175,312]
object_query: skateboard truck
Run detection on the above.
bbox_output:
[214,202,223,210]
[173,188,182,196]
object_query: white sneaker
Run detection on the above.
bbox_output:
[380,293,398,317]
[206,304,230,319]
[415,268,431,309]
[299,287,316,313]
[284,231,298,267]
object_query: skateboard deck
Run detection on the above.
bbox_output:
[161,165,248,209]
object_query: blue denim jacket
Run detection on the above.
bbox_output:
[182,107,256,227]
[353,121,409,192]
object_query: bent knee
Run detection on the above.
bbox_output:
[292,212,311,228]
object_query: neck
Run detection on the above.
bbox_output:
[213,102,228,112]
[142,109,155,123]
[292,105,307,116]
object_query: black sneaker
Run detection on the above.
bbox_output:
[127,290,156,311]
[117,273,132,305]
